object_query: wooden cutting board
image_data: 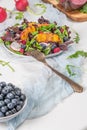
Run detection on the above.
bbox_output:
[42,0,87,22]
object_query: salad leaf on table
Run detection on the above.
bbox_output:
[67,51,87,59]
[27,3,47,15]
[65,64,79,76]
[73,32,80,43]
[0,60,15,72]
[15,12,24,20]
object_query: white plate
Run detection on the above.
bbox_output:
[3,43,73,59]
[0,99,27,122]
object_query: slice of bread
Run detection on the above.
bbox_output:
[42,0,87,22]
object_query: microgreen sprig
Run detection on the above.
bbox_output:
[15,12,24,20]
[27,3,47,16]
[67,51,87,59]
[73,32,80,43]
[0,60,15,72]
[80,3,87,13]
[66,64,78,76]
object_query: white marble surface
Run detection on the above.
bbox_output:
[0,0,87,130]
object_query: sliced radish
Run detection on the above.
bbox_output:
[10,42,21,51]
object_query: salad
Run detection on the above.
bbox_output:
[1,16,73,56]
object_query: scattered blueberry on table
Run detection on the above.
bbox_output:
[0,82,26,118]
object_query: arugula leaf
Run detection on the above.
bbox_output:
[25,39,35,52]
[66,65,77,76]
[43,47,51,55]
[54,29,63,42]
[22,23,27,29]
[67,51,87,59]
[73,32,80,43]
[27,3,47,15]
[0,60,15,72]
[80,3,87,13]
[54,25,69,43]
[38,23,56,32]
[0,38,4,44]
[5,41,11,46]
[32,31,38,36]
[15,12,24,20]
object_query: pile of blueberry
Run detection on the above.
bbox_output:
[0,81,26,118]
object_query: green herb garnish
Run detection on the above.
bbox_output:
[27,3,47,15]
[68,51,87,59]
[5,41,11,46]
[32,31,38,36]
[0,60,15,72]
[0,38,4,44]
[43,47,51,55]
[80,3,87,13]
[22,23,27,29]
[73,32,80,43]
[15,12,24,20]
[38,23,56,32]
[66,64,77,76]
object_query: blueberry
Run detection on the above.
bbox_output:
[1,106,8,113]
[17,101,24,107]
[15,90,21,96]
[63,37,69,42]
[7,103,14,109]
[0,94,4,100]
[20,94,26,101]
[40,43,47,50]
[16,105,22,111]
[7,83,15,89]
[11,99,18,106]
[11,91,16,96]
[0,82,6,88]
[0,111,4,117]
[6,93,14,99]
[11,108,17,114]
[0,86,2,92]
[19,27,23,31]
[2,87,10,95]
[0,101,5,107]
[21,44,26,49]
[6,85,14,91]
[4,99,10,104]
[5,111,12,116]
[15,95,20,99]
[15,87,21,92]
[51,44,57,50]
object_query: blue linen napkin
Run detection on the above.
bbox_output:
[6,45,83,130]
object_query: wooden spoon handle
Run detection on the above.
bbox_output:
[45,63,83,93]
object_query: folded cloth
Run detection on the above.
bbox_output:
[0,0,83,129]
[0,42,83,130]
[1,45,81,130]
